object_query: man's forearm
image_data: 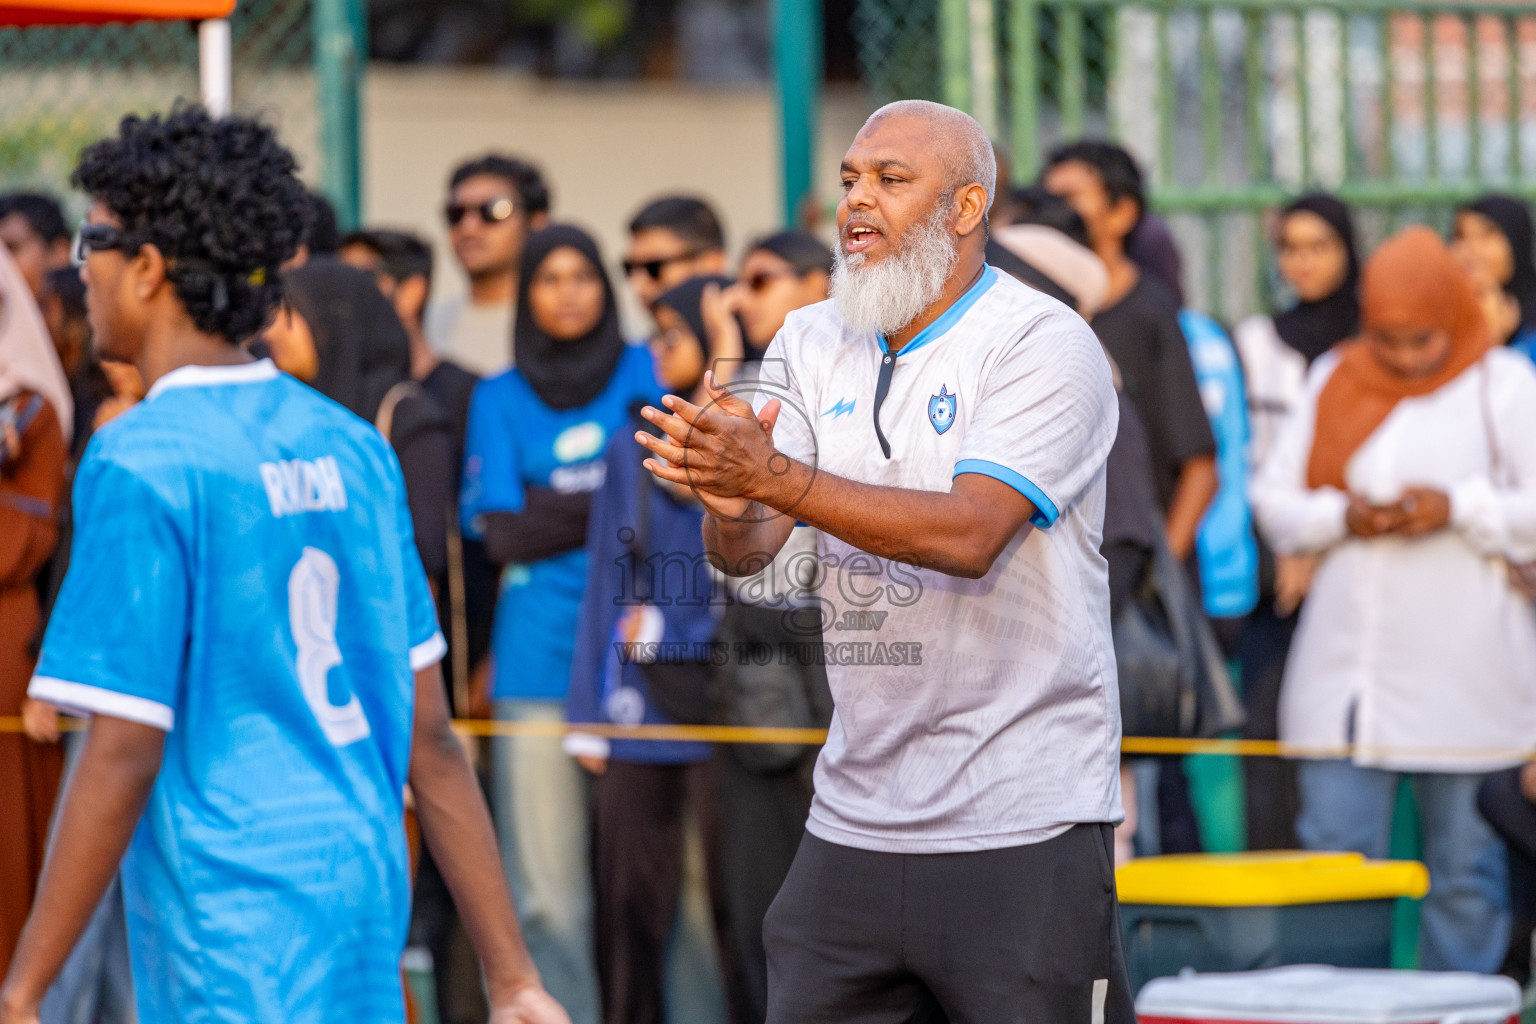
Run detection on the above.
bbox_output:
[1165,454,1219,562]
[638,389,1031,578]
[410,719,539,1004]
[702,502,794,577]
[1,718,163,1015]
[749,457,1028,578]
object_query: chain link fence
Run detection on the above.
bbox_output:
[0,0,328,220]
[853,0,1536,320]
[852,0,942,103]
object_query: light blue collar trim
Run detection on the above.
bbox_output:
[146,358,279,401]
[877,264,999,357]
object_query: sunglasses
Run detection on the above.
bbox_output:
[650,328,697,351]
[444,197,518,227]
[71,222,135,266]
[623,249,705,281]
[744,270,794,293]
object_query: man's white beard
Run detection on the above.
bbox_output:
[831,201,960,338]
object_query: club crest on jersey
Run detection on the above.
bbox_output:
[928,385,957,435]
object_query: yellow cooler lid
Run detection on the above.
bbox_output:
[1116,851,1430,906]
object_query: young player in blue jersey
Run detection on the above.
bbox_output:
[0,109,569,1024]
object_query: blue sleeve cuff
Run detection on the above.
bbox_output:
[953,459,1059,528]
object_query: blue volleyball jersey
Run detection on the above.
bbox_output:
[31,360,444,1024]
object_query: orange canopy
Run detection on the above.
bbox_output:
[0,0,234,26]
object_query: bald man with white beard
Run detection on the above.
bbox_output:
[635,101,1135,1023]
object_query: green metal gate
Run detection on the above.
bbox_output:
[0,0,364,227]
[856,0,1536,321]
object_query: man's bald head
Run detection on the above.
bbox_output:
[832,101,994,338]
[863,100,997,216]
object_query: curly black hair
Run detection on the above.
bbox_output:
[71,106,311,343]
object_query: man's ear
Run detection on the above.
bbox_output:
[528,211,551,231]
[131,243,170,303]
[954,183,989,237]
[699,249,730,274]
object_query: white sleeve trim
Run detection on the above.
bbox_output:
[28,677,174,731]
[562,732,611,759]
[410,632,449,671]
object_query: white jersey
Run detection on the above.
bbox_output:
[753,264,1124,854]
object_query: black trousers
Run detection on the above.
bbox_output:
[1238,599,1300,850]
[1478,766,1536,984]
[591,759,736,1024]
[763,825,1135,1024]
[716,747,817,1024]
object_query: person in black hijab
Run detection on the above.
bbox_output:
[468,224,651,570]
[514,225,629,410]
[652,275,729,382]
[1229,191,1360,853]
[457,225,662,1024]
[573,270,742,1024]
[1454,193,1536,351]
[732,232,831,358]
[1272,194,1361,363]
[266,258,455,585]
[1239,193,1361,471]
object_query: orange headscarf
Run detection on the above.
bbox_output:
[1305,225,1492,490]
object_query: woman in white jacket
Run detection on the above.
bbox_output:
[1251,226,1536,973]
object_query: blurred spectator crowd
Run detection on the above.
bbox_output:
[8,128,1536,1023]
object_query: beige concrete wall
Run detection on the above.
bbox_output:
[362,67,870,332]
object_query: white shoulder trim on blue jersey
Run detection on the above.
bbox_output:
[28,677,175,731]
[145,358,280,401]
[410,632,449,671]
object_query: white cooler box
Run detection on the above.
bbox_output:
[1135,966,1521,1024]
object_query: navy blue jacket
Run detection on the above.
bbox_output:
[566,418,718,764]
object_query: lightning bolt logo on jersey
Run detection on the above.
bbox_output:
[30,359,445,1024]
[823,396,856,419]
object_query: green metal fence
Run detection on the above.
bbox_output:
[856,0,1536,320]
[0,0,364,227]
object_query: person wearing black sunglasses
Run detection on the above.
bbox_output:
[623,196,728,312]
[425,153,551,378]
[732,231,833,354]
[0,108,571,1024]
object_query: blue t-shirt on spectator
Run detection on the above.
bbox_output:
[1510,326,1536,364]
[460,343,659,701]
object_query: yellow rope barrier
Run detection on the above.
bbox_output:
[4,715,1536,760]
